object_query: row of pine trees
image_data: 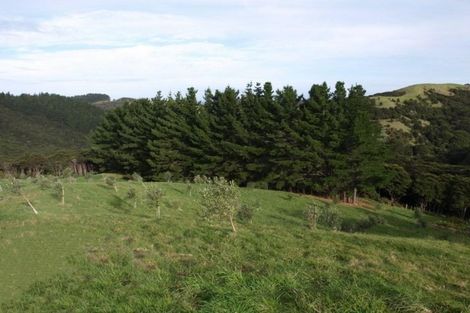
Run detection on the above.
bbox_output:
[90,82,389,200]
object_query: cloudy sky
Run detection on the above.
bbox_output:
[0,0,469,98]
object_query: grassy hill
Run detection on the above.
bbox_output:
[1,176,469,312]
[371,83,470,108]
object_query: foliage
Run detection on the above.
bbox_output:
[0,92,104,173]
[104,176,118,192]
[318,204,342,230]
[131,172,143,182]
[37,176,51,190]
[126,188,138,209]
[146,187,164,219]
[53,181,65,204]
[237,204,256,223]
[200,177,241,232]
[305,203,320,230]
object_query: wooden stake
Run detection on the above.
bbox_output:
[22,194,38,215]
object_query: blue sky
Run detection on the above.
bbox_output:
[0,0,469,98]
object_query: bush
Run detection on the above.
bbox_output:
[305,203,321,230]
[318,204,342,230]
[341,215,385,233]
[237,204,257,223]
[200,177,241,233]
[418,217,428,228]
[126,188,138,209]
[356,215,378,231]
[53,181,65,205]
[9,178,22,195]
[340,219,357,233]
[163,171,172,182]
[131,172,143,182]
[105,176,118,192]
[193,175,210,184]
[414,207,424,219]
[146,187,164,219]
[38,176,51,190]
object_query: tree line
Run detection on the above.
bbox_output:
[90,82,470,218]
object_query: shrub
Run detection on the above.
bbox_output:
[414,207,424,219]
[356,215,378,231]
[9,178,22,195]
[305,203,321,230]
[318,204,342,230]
[340,219,357,233]
[131,172,143,182]
[342,215,385,233]
[38,176,51,190]
[200,177,241,233]
[164,171,172,183]
[237,204,255,223]
[105,176,118,192]
[193,175,209,184]
[53,181,65,205]
[417,217,428,228]
[146,187,164,219]
[126,188,138,209]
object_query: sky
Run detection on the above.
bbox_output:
[0,0,469,98]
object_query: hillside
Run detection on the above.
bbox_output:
[1,176,469,312]
[371,83,470,108]
[91,97,135,110]
[0,93,105,165]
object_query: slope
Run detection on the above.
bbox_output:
[0,93,105,164]
[371,83,470,108]
[0,176,469,312]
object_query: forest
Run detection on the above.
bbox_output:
[90,82,470,219]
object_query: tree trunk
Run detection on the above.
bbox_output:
[229,215,237,233]
[61,185,65,205]
[353,188,357,205]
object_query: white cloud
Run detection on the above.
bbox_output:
[0,2,469,96]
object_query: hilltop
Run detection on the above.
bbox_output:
[0,176,469,312]
[371,83,470,108]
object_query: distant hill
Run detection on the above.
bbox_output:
[374,83,470,165]
[371,83,470,108]
[90,97,135,110]
[0,93,106,166]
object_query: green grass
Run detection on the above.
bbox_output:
[1,175,470,312]
[372,83,469,108]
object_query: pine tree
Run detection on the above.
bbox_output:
[336,85,389,201]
